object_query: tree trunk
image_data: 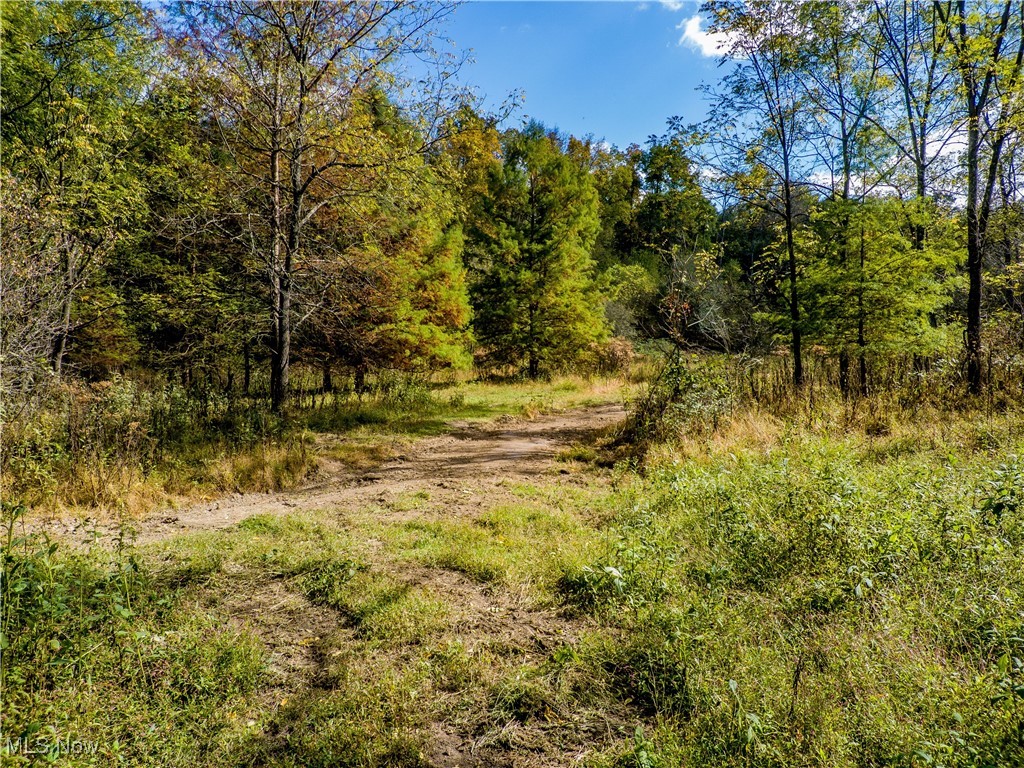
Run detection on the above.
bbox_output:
[858,316,868,397]
[859,221,868,397]
[964,88,983,394]
[269,57,287,411]
[51,270,73,377]
[915,161,927,252]
[784,184,803,388]
[322,360,333,393]
[839,352,850,396]
[243,340,251,396]
[51,234,75,378]
[273,267,291,411]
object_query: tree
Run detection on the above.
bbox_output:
[1,0,152,378]
[302,125,473,387]
[803,198,959,389]
[568,139,643,273]
[113,70,265,392]
[799,0,885,392]
[704,0,815,387]
[0,172,65,406]
[467,123,606,379]
[871,0,959,249]
[935,0,1024,393]
[175,0,460,409]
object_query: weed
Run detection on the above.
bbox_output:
[0,502,267,766]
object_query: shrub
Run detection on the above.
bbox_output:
[618,352,732,457]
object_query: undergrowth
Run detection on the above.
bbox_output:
[563,408,1024,767]
[2,372,628,516]
[5,365,1024,766]
[0,502,266,765]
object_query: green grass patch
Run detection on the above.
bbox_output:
[235,666,433,768]
[558,425,1024,767]
[0,506,268,766]
[383,502,602,594]
[297,375,628,439]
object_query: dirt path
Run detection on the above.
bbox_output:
[214,401,626,768]
[45,401,625,547]
[41,403,630,766]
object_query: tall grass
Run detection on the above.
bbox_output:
[1,377,315,514]
[1,368,632,516]
[0,502,266,765]
[565,360,1024,767]
[618,347,1024,463]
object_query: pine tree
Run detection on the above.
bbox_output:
[294,94,474,386]
[467,123,606,379]
[803,198,961,392]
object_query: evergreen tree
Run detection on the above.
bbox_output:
[803,198,961,392]
[467,123,606,379]
[302,141,473,386]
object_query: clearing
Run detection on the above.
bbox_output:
[9,391,1024,767]
[29,401,634,767]
[43,402,625,547]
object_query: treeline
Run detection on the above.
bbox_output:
[2,0,1023,417]
[679,0,1024,396]
[2,0,480,414]
[0,1,643,414]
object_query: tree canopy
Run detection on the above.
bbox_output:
[2,0,1022,404]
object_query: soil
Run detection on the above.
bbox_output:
[42,402,625,546]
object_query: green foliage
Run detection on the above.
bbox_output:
[979,456,1024,522]
[567,411,1024,767]
[587,143,643,273]
[803,198,962,360]
[304,117,474,378]
[0,502,265,765]
[619,352,733,452]
[468,121,608,378]
[1,0,153,378]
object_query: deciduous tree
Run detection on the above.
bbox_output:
[175,0,459,409]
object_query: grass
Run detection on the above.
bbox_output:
[298,374,630,438]
[394,501,601,591]
[5,372,630,520]
[559,403,1024,767]
[3,372,1024,767]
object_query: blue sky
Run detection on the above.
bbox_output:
[444,1,729,150]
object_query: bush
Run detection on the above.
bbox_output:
[618,352,732,456]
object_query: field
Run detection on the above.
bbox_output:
[3,369,1024,767]
[7,2,1024,765]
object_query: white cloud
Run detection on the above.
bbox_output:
[658,1,688,11]
[677,14,732,57]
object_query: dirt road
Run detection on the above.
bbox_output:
[35,402,630,767]
[45,401,625,547]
